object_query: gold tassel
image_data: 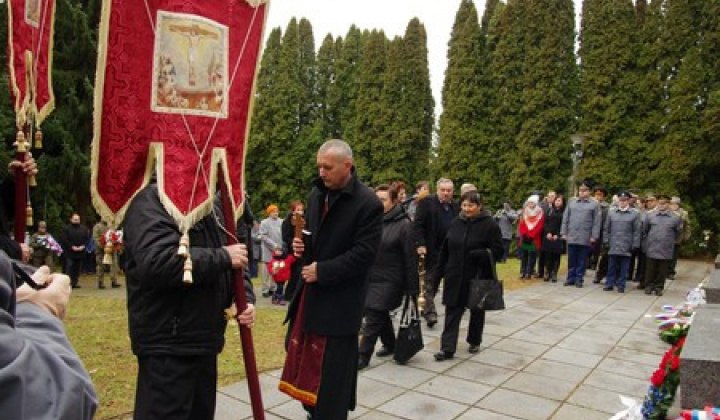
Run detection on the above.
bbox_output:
[103,242,114,265]
[178,233,189,257]
[182,256,193,284]
[28,175,37,187]
[34,129,43,149]
[26,205,33,227]
[15,130,28,152]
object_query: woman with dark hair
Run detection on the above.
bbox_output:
[358,184,417,369]
[433,191,503,361]
[542,195,566,282]
[281,200,304,302]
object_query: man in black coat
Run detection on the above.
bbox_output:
[60,213,90,288]
[123,184,256,420]
[281,139,383,420]
[412,178,459,327]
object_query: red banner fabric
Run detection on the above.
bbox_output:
[7,0,56,127]
[91,0,267,231]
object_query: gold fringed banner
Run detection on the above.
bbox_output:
[7,0,56,128]
[91,0,268,232]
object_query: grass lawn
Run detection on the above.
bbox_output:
[64,256,562,419]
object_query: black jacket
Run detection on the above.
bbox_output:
[60,224,89,259]
[123,185,255,356]
[0,178,22,260]
[542,205,566,253]
[288,168,383,337]
[365,205,418,312]
[412,195,460,263]
[434,210,503,308]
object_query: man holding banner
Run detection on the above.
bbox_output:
[91,1,269,418]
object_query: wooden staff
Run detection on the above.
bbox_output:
[13,129,30,244]
[218,169,265,420]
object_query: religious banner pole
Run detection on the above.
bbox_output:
[219,165,265,420]
[6,0,56,245]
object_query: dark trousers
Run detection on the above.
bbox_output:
[545,252,561,276]
[644,257,670,293]
[566,244,591,285]
[440,305,485,354]
[669,244,679,276]
[65,256,83,287]
[135,354,217,420]
[635,251,647,286]
[520,249,537,276]
[274,282,286,300]
[605,255,631,290]
[595,249,608,280]
[537,249,546,276]
[306,336,358,420]
[501,239,511,262]
[359,308,395,362]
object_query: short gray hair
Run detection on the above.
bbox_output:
[436,178,453,188]
[318,139,353,161]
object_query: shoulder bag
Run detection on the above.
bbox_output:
[466,249,505,311]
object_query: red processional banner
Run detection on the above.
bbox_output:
[7,0,56,127]
[91,0,268,231]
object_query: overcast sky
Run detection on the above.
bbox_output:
[262,0,582,117]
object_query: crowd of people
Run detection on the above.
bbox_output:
[0,139,693,420]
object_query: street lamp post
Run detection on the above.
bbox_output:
[569,133,587,198]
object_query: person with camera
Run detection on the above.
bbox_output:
[0,252,98,420]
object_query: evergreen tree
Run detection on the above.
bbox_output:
[504,0,578,202]
[434,0,484,186]
[246,27,283,212]
[379,19,434,185]
[352,29,388,182]
[337,26,363,142]
[315,34,340,138]
[577,0,639,190]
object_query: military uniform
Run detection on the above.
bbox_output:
[602,201,641,292]
[643,209,682,295]
[560,195,601,286]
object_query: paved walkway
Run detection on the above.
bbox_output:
[216,260,709,420]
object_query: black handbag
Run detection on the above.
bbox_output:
[393,293,424,364]
[466,249,505,311]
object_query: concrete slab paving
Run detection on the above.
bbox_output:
[212,260,710,420]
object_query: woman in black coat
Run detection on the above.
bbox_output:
[358,185,418,369]
[542,195,566,283]
[433,191,503,361]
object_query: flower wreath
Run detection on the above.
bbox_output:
[642,336,686,420]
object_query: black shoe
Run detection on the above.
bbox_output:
[655,289,663,296]
[637,284,646,290]
[563,281,574,286]
[425,313,437,328]
[261,291,271,298]
[667,274,676,280]
[617,288,625,293]
[111,282,121,288]
[357,358,369,370]
[434,351,454,361]
[644,288,653,295]
[543,275,550,282]
[576,283,583,288]
[72,284,81,289]
[468,344,481,354]
[375,347,394,357]
[98,283,106,289]
[603,286,613,291]
[593,279,601,284]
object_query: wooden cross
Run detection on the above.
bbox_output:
[291,213,305,240]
